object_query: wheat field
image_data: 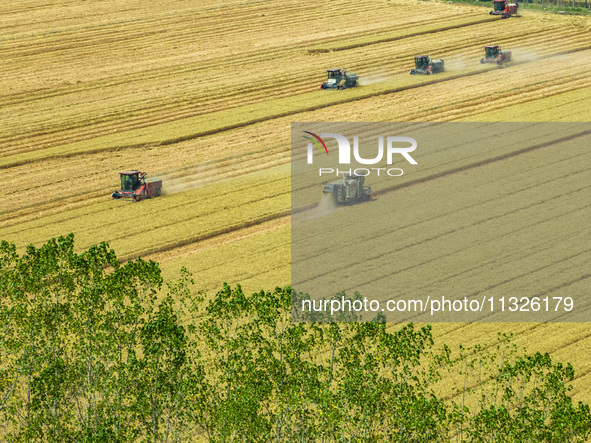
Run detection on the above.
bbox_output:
[1,0,590,404]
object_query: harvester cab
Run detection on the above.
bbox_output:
[112,170,162,202]
[409,55,444,75]
[321,69,359,90]
[490,0,518,18]
[480,45,512,65]
[323,173,372,204]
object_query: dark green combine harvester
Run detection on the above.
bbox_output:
[321,69,359,89]
[409,55,444,75]
[323,173,372,204]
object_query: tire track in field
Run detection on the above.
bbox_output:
[294,182,588,289]
[3,17,588,155]
[5,29,591,158]
[292,143,589,323]
[118,209,291,263]
[4,43,591,169]
[292,126,591,218]
[143,215,290,264]
[0,146,288,224]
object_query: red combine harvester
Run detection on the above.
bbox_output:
[480,45,512,65]
[112,170,162,202]
[490,0,518,18]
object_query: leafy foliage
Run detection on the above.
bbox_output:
[0,235,589,442]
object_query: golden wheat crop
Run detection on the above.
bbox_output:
[1,0,590,406]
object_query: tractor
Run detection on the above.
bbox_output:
[323,173,372,204]
[480,45,512,65]
[490,0,518,18]
[409,55,444,75]
[321,69,359,90]
[112,170,162,202]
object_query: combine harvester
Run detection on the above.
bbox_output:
[112,170,162,202]
[409,55,444,75]
[321,69,359,89]
[490,0,519,18]
[323,173,372,204]
[480,45,512,65]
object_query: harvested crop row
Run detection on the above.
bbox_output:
[2,4,589,158]
[463,85,591,121]
[292,136,589,322]
[1,0,590,409]
[1,167,291,262]
[3,57,589,227]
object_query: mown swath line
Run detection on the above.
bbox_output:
[119,209,291,263]
[292,128,591,217]
[370,127,591,199]
[410,78,591,122]
[294,188,588,288]
[5,44,591,170]
[311,16,495,52]
[3,29,590,156]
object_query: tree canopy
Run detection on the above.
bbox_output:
[0,234,589,442]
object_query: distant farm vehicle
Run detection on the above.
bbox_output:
[490,0,518,18]
[112,170,162,202]
[323,173,372,204]
[321,69,359,90]
[480,45,512,65]
[409,55,444,75]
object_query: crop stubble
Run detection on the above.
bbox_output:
[1,0,590,403]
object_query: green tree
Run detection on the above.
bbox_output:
[1,234,589,442]
[449,334,591,443]
[0,234,197,442]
